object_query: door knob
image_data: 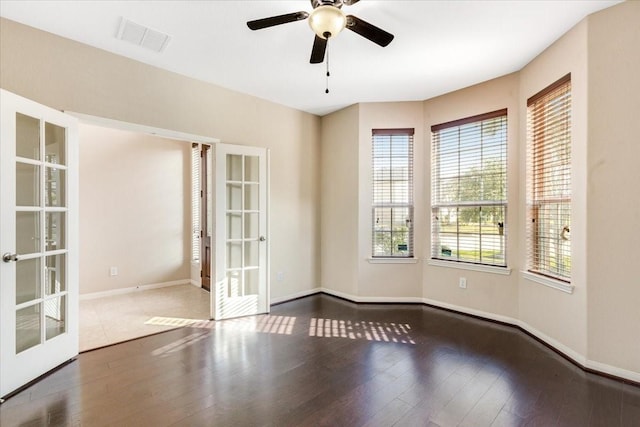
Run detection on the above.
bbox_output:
[259,236,266,242]
[2,253,19,263]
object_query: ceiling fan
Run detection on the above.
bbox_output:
[247,0,394,64]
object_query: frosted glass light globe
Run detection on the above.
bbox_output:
[308,5,346,39]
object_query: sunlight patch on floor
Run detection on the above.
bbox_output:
[215,315,296,335]
[309,318,415,344]
[145,316,211,328]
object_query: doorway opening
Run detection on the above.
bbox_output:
[72,114,217,351]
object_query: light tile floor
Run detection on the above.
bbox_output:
[79,284,211,352]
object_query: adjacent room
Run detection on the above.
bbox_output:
[0,1,639,425]
[77,123,211,351]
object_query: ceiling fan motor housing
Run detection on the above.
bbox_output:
[311,0,344,9]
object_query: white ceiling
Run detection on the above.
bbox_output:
[0,0,620,116]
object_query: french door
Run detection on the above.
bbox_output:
[0,90,79,400]
[212,143,269,319]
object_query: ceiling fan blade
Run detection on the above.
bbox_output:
[247,11,309,30]
[343,0,361,5]
[310,35,328,64]
[346,15,394,47]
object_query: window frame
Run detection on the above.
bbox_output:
[430,109,508,268]
[526,73,572,283]
[371,128,415,259]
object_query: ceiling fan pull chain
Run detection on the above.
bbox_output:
[325,34,330,94]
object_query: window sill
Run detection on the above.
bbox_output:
[367,257,419,264]
[428,259,511,275]
[521,271,574,294]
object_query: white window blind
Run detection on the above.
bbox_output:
[191,143,200,262]
[372,128,414,258]
[527,74,571,282]
[431,109,508,266]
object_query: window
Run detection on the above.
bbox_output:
[372,128,414,258]
[527,74,571,282]
[431,110,508,266]
[191,143,200,262]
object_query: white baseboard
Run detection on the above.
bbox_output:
[421,297,519,325]
[270,287,321,305]
[586,359,640,383]
[316,287,640,384]
[320,287,424,304]
[80,279,191,300]
[514,319,587,365]
[189,279,202,288]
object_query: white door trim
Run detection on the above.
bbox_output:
[65,112,220,144]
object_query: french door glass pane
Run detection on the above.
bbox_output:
[244,241,259,267]
[245,184,259,211]
[45,212,66,251]
[227,242,241,269]
[245,269,259,295]
[244,213,259,239]
[227,213,242,239]
[45,296,66,340]
[45,122,66,165]
[16,113,40,160]
[16,163,40,206]
[226,155,242,181]
[227,183,242,210]
[16,304,42,353]
[45,254,66,295]
[227,270,241,297]
[244,156,259,182]
[16,211,40,254]
[45,167,65,207]
[16,258,41,305]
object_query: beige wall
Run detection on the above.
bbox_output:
[78,124,191,294]
[320,105,360,295]
[0,18,321,301]
[586,0,640,374]
[423,75,520,319]
[518,20,589,359]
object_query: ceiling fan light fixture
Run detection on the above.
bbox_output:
[308,5,346,39]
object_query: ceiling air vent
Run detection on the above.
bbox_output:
[116,17,171,53]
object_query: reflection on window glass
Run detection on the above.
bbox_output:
[17,304,42,353]
[45,167,65,207]
[46,212,66,251]
[45,122,66,165]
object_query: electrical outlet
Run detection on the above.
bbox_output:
[459,277,467,289]
[110,267,118,277]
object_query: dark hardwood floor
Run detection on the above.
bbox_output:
[1,294,639,426]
